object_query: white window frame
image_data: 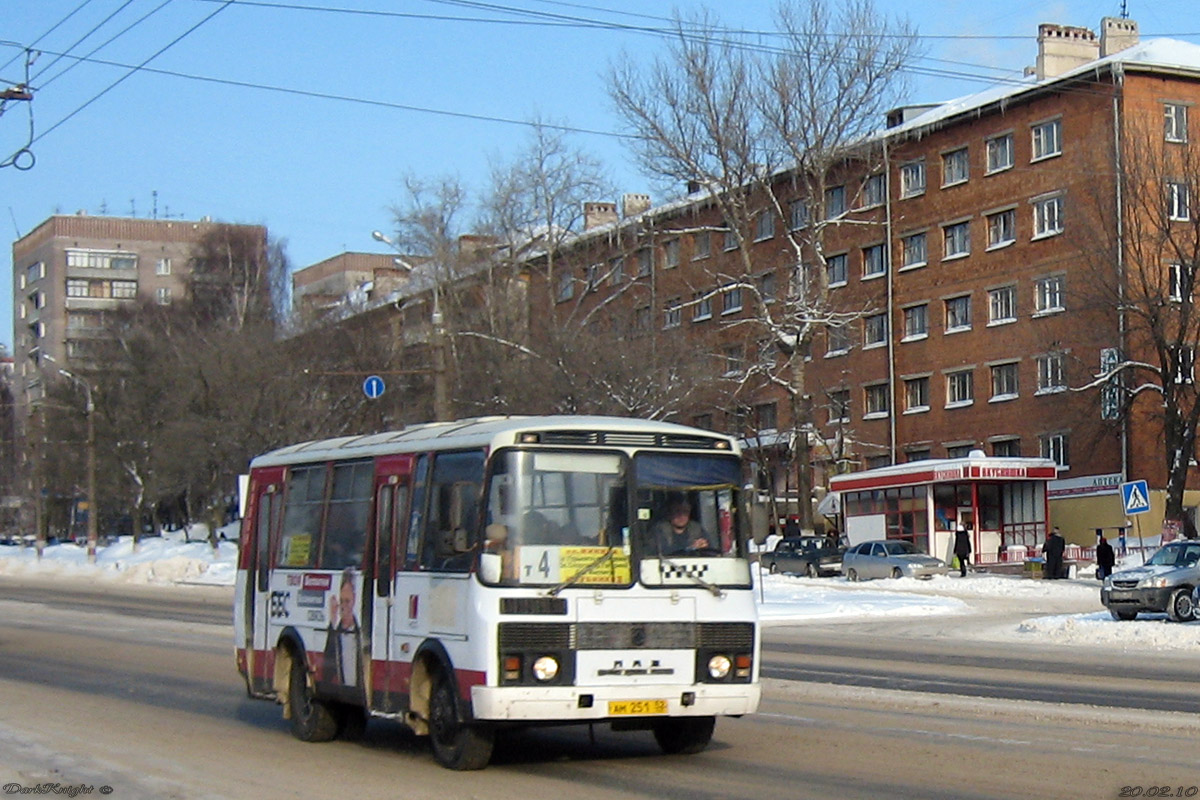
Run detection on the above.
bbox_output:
[945,295,971,333]
[1165,103,1189,144]
[902,304,928,341]
[945,369,974,408]
[985,132,1014,174]
[943,220,971,260]
[863,313,888,349]
[862,243,887,279]
[1032,193,1064,239]
[826,253,848,288]
[986,207,1016,250]
[1036,352,1067,394]
[1031,118,1062,162]
[825,185,847,219]
[900,231,927,270]
[1175,344,1196,385]
[1169,182,1191,222]
[990,361,1020,402]
[942,147,969,187]
[663,239,680,268]
[693,290,713,322]
[155,258,172,276]
[904,376,930,414]
[863,383,889,418]
[860,174,885,208]
[722,285,743,315]
[900,161,926,198]
[1040,432,1069,468]
[1035,275,1065,315]
[1170,262,1187,302]
[826,325,850,357]
[988,285,1017,325]
[155,286,173,306]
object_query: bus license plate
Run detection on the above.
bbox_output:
[608,699,668,716]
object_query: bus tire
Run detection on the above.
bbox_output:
[333,702,368,741]
[288,654,338,743]
[428,672,494,770]
[654,715,715,755]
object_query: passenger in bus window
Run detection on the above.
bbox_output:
[650,496,711,555]
[321,568,361,687]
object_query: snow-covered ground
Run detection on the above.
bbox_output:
[2,526,1198,652]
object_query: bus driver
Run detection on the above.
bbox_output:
[650,497,711,556]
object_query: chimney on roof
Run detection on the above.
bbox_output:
[1100,16,1139,57]
[583,201,618,230]
[622,193,651,218]
[1036,23,1099,80]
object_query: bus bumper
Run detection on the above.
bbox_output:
[470,682,761,722]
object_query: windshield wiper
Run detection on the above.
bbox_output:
[658,556,725,598]
[545,548,617,597]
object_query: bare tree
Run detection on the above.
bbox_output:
[609,0,919,526]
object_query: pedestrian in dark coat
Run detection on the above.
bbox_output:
[1043,527,1066,579]
[953,525,972,577]
[1096,536,1116,579]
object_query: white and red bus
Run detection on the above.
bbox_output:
[234,415,761,769]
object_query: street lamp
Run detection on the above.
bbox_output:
[44,355,98,563]
[371,230,451,421]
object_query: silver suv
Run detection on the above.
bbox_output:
[1101,540,1200,622]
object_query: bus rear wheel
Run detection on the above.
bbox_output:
[288,654,338,743]
[653,716,715,755]
[428,672,494,770]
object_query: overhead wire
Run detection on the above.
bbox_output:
[0,0,98,74]
[30,0,141,84]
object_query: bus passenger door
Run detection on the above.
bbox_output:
[370,455,412,713]
[244,469,284,696]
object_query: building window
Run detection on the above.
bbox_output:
[1170,263,1188,302]
[556,269,574,302]
[826,325,850,356]
[1175,344,1196,384]
[942,147,969,187]
[155,258,172,276]
[861,174,885,208]
[903,304,928,340]
[988,285,1017,325]
[722,285,743,314]
[825,185,846,219]
[636,248,653,276]
[990,362,1019,401]
[1036,352,1067,393]
[1165,103,1188,143]
[904,377,930,413]
[664,298,682,329]
[900,231,927,270]
[943,220,970,259]
[609,256,625,286]
[864,383,889,418]
[693,291,712,321]
[754,213,775,241]
[1040,432,1069,468]
[633,305,651,333]
[906,448,932,462]
[67,279,88,297]
[1032,194,1064,238]
[864,313,888,348]
[111,280,138,298]
[992,438,1021,457]
[862,243,887,279]
[1035,275,1065,314]
[827,253,848,287]
[946,369,974,407]
[1031,118,1062,161]
[722,345,742,376]
[755,402,777,432]
[663,238,681,269]
[30,291,45,310]
[900,161,925,198]
[945,295,971,332]
[945,444,974,459]
[155,287,172,305]
[723,225,739,252]
[66,250,137,270]
[26,261,45,283]
[986,133,1014,173]
[986,208,1016,249]
[1169,182,1191,221]
[586,263,601,291]
[758,270,777,302]
[693,231,711,260]
[828,389,850,424]
[790,200,810,230]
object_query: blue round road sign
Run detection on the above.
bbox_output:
[363,375,386,399]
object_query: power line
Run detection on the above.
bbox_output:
[35,0,178,92]
[30,0,141,85]
[0,0,97,75]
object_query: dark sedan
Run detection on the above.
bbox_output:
[760,536,844,577]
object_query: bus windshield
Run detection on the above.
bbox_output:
[479,449,747,588]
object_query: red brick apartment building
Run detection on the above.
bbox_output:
[524,18,1200,541]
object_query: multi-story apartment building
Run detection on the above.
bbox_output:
[519,18,1200,544]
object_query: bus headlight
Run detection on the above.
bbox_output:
[532,655,560,682]
[707,654,732,680]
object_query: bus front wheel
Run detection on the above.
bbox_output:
[428,672,494,770]
[653,715,715,755]
[288,654,338,743]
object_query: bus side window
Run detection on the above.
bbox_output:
[422,450,485,571]
[322,461,373,570]
[404,455,429,571]
[278,465,326,569]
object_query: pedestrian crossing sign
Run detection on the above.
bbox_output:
[1120,480,1151,515]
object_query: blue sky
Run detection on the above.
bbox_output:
[3,0,1197,352]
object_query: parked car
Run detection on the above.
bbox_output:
[1102,540,1200,622]
[841,539,947,581]
[760,536,844,577]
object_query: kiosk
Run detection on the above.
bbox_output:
[828,451,1058,565]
